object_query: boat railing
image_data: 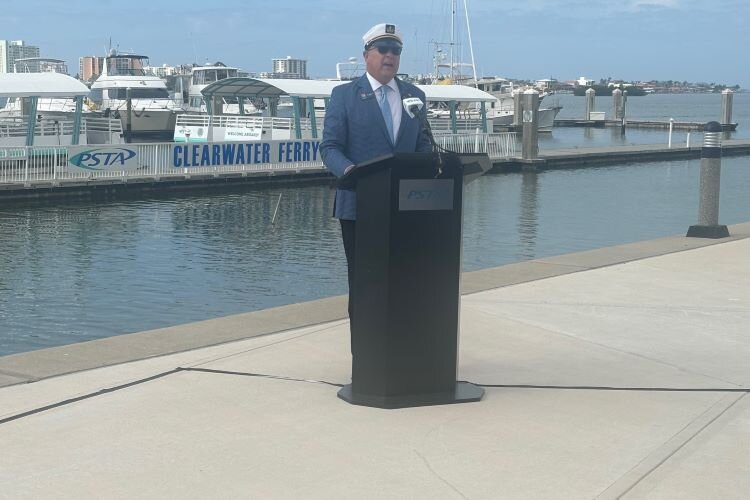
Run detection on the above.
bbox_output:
[175,114,319,131]
[0,132,517,186]
[437,132,517,158]
[0,116,123,146]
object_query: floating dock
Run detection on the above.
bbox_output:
[554,119,738,131]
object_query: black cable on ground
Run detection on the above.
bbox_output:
[462,382,750,393]
[0,369,180,425]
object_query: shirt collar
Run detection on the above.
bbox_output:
[366,72,398,94]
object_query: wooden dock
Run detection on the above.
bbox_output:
[554,119,738,131]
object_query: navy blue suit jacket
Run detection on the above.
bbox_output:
[321,74,433,220]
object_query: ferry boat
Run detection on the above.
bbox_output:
[175,62,262,115]
[89,51,179,140]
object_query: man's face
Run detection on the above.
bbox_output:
[364,39,402,84]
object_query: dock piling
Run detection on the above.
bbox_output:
[585,88,595,121]
[513,92,522,127]
[522,89,540,161]
[686,121,730,238]
[721,89,733,126]
[668,118,674,148]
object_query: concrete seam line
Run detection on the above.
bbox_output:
[596,393,747,500]
[181,320,348,369]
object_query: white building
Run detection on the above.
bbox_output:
[0,40,41,73]
[576,76,595,87]
[271,56,307,79]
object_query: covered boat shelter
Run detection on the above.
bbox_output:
[200,77,496,139]
[201,77,345,140]
[0,73,90,145]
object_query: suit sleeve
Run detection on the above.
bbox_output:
[416,104,434,153]
[415,89,434,153]
[321,86,355,177]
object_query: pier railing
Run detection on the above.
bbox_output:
[0,132,517,186]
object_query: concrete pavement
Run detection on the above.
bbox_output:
[1,223,749,499]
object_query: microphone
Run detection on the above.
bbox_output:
[402,96,439,153]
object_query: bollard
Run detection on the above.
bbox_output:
[613,88,624,121]
[721,89,733,125]
[668,118,674,148]
[521,89,539,161]
[622,90,628,127]
[513,91,523,128]
[585,88,595,120]
[686,121,730,238]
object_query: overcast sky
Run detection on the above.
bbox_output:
[4,0,748,87]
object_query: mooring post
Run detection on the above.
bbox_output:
[686,121,729,238]
[721,89,733,126]
[668,118,674,148]
[585,88,595,121]
[513,91,523,128]
[521,89,539,161]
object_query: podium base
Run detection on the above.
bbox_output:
[337,382,484,409]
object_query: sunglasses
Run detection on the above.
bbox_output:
[369,41,403,56]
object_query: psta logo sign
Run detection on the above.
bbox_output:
[69,148,137,170]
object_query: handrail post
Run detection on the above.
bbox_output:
[25,97,39,146]
[306,97,318,139]
[292,96,302,140]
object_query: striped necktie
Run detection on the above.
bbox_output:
[379,85,394,143]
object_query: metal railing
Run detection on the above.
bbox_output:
[0,116,123,146]
[438,132,517,159]
[0,132,517,186]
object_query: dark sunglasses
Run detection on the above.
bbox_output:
[369,41,403,56]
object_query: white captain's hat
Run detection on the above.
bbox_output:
[363,23,403,47]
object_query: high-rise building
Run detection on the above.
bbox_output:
[0,40,41,73]
[271,56,307,79]
[79,56,105,81]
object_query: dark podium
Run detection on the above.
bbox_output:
[337,152,490,409]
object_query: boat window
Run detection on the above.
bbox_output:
[89,88,104,103]
[190,97,204,108]
[108,88,169,99]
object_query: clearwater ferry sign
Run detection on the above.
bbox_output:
[171,140,322,168]
[66,140,322,173]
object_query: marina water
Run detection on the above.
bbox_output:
[1,94,749,356]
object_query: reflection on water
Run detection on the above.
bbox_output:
[518,172,539,260]
[1,157,749,356]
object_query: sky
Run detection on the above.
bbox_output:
[3,0,749,87]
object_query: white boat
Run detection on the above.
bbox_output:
[89,51,179,140]
[175,62,262,115]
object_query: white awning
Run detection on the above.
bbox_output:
[201,77,496,103]
[416,84,496,103]
[201,78,346,99]
[0,73,90,98]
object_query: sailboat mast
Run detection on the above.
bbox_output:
[450,0,456,81]
[464,0,478,86]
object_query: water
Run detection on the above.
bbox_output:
[2,93,749,355]
[2,156,749,356]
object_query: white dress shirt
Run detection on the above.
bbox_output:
[366,72,402,142]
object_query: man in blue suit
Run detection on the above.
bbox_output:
[321,22,433,323]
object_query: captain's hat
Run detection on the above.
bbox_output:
[363,23,403,47]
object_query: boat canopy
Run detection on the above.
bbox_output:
[201,77,496,103]
[0,73,89,98]
[201,78,346,99]
[419,85,495,103]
